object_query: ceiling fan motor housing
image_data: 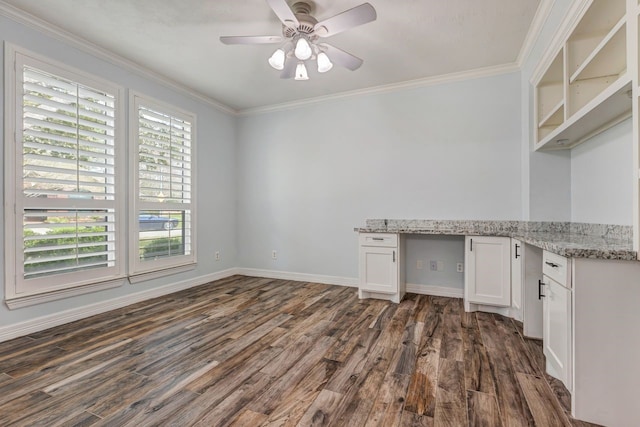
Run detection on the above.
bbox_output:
[283,1,318,38]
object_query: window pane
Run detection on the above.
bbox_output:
[23,66,116,201]
[23,209,116,278]
[138,106,191,204]
[138,210,191,261]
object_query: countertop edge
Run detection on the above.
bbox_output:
[354,227,637,261]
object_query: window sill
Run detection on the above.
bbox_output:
[128,263,196,284]
[5,278,126,310]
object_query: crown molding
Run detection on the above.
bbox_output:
[517,0,556,67]
[239,62,520,116]
[0,1,237,115]
[530,0,590,85]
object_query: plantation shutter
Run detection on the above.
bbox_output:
[137,106,192,205]
[132,97,195,274]
[18,65,121,282]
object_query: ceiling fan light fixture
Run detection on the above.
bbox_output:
[294,37,312,60]
[317,52,333,73]
[268,48,286,70]
[220,0,377,80]
[295,62,309,80]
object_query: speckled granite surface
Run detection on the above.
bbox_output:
[355,219,635,261]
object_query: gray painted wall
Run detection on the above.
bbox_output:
[237,73,523,280]
[571,119,633,225]
[0,15,238,328]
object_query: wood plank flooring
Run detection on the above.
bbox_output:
[0,276,599,426]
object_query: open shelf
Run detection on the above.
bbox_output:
[569,18,626,84]
[535,75,632,150]
[538,100,564,128]
[533,0,634,152]
[536,49,564,143]
[567,0,626,75]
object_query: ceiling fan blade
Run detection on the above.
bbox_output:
[320,43,363,71]
[280,58,296,79]
[314,3,376,37]
[220,35,283,45]
[266,0,299,29]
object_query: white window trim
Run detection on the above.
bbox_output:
[128,91,197,277]
[4,43,127,308]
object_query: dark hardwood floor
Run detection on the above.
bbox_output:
[0,276,598,426]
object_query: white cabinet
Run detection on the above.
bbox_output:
[541,251,572,392]
[511,238,523,321]
[358,233,404,303]
[533,0,631,151]
[522,244,543,339]
[464,236,511,308]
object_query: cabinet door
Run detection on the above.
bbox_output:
[359,246,398,294]
[511,239,523,320]
[466,236,511,306]
[543,277,572,390]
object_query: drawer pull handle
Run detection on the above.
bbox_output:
[545,261,560,268]
[538,280,545,300]
[372,237,385,241]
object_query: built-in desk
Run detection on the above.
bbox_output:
[355,219,640,426]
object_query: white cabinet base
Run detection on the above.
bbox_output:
[570,258,640,427]
[542,277,572,391]
[358,289,402,304]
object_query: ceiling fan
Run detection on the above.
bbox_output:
[220,0,377,80]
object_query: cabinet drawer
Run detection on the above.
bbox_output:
[543,251,571,288]
[359,233,398,247]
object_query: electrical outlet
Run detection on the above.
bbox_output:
[430,260,437,271]
[437,261,444,271]
[272,250,277,260]
[417,260,423,269]
[215,251,220,261]
[457,262,464,273]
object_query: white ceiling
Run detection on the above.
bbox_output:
[3,0,542,112]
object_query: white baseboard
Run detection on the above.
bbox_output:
[0,268,240,343]
[405,283,463,299]
[237,268,358,288]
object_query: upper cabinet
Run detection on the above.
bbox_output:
[533,0,632,151]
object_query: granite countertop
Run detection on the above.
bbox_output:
[355,219,636,261]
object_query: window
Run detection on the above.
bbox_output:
[4,46,197,306]
[129,93,196,277]
[4,46,126,306]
